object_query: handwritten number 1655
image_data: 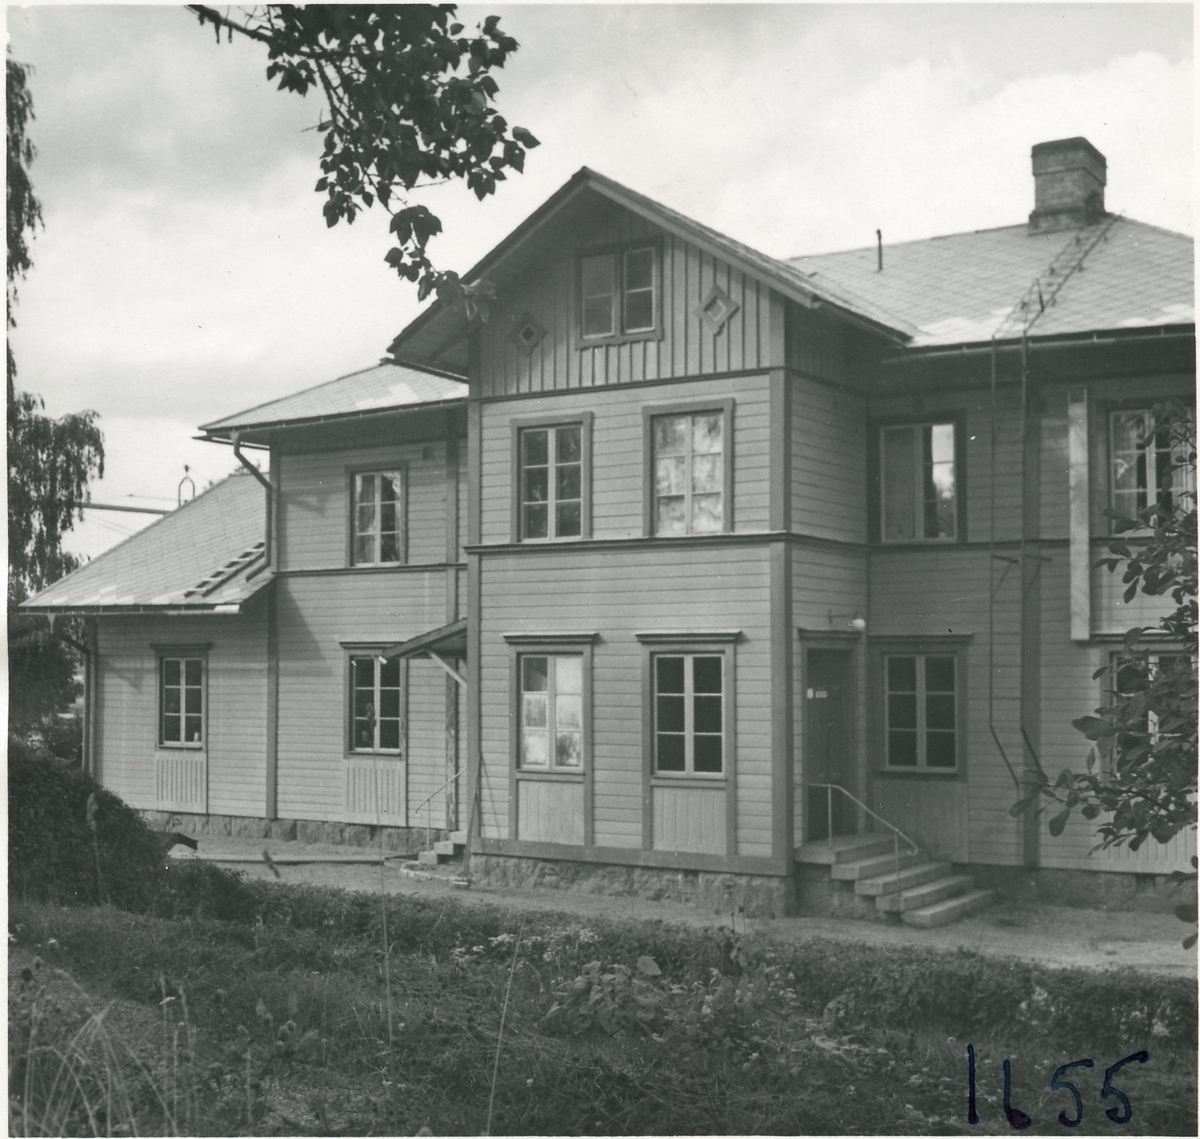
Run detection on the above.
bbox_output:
[968,1045,1149,1128]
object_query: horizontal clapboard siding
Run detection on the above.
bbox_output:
[479,373,772,545]
[94,609,267,815]
[870,546,1020,866]
[477,545,773,858]
[791,376,866,542]
[869,388,1025,544]
[478,212,770,397]
[278,440,456,571]
[274,574,451,822]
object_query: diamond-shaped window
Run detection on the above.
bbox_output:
[511,313,546,353]
[697,286,738,333]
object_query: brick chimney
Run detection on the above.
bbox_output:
[1028,137,1107,232]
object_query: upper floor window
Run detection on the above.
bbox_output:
[884,653,957,770]
[580,245,658,340]
[654,653,724,775]
[1110,410,1195,520]
[880,422,957,542]
[520,425,582,540]
[160,655,204,747]
[352,470,404,565]
[350,655,403,753]
[649,405,730,536]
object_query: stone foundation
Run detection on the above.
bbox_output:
[967,863,1197,915]
[140,812,434,854]
[472,854,795,919]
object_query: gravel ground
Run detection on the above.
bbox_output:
[171,834,1198,978]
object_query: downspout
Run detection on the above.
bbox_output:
[232,431,274,569]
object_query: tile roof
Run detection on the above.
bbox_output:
[201,361,467,437]
[787,217,1194,347]
[21,473,269,613]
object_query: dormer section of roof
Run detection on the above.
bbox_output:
[1028,136,1107,233]
[388,168,912,387]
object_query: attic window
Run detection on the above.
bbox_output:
[578,244,660,343]
[697,286,738,333]
[511,313,546,353]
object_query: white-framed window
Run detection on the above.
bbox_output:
[350,655,404,753]
[883,653,957,769]
[352,470,404,565]
[880,422,957,542]
[519,424,583,540]
[653,653,724,775]
[160,655,204,747]
[651,408,727,536]
[1109,409,1195,520]
[519,654,585,769]
[579,245,658,340]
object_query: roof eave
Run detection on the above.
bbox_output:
[200,394,469,444]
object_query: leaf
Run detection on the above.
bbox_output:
[1174,904,1198,924]
[1184,933,1198,950]
[636,955,661,976]
[1009,793,1040,818]
[1048,808,1071,837]
[512,125,540,148]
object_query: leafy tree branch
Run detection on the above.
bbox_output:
[186,4,539,317]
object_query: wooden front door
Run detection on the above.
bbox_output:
[805,648,855,841]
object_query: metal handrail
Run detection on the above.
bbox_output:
[808,782,919,881]
[413,768,464,849]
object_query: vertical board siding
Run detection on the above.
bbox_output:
[786,304,847,385]
[478,224,768,397]
[94,613,267,815]
[791,377,867,541]
[517,780,585,844]
[652,785,726,854]
[278,440,454,571]
[156,752,207,813]
[344,758,406,825]
[478,545,772,857]
[274,574,449,821]
[479,373,772,545]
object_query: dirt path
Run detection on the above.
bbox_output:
[172,835,1197,978]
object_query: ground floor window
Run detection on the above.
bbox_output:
[159,654,204,746]
[350,655,403,752]
[653,653,724,774]
[882,652,958,770]
[519,654,584,768]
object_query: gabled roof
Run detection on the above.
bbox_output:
[787,217,1194,349]
[200,361,467,441]
[388,166,917,370]
[21,473,270,614]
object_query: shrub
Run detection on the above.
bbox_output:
[8,736,166,911]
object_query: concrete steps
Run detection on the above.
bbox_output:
[796,836,994,927]
[403,831,468,877]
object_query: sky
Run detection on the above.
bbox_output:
[5,2,1193,561]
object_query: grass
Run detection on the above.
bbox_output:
[7,876,1197,1136]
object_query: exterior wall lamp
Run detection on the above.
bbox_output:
[827,610,867,633]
